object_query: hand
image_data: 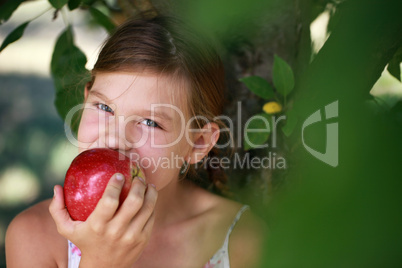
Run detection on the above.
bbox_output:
[49,174,158,268]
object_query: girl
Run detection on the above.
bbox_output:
[6,15,264,268]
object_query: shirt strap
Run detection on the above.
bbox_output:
[223,205,250,247]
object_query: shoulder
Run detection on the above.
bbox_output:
[201,191,267,268]
[5,199,67,267]
[228,207,267,268]
[193,187,245,229]
[194,188,266,265]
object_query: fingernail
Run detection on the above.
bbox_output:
[53,187,56,198]
[137,176,145,184]
[116,173,124,181]
[149,183,156,188]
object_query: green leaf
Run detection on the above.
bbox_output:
[390,100,402,125]
[0,0,25,24]
[365,95,392,113]
[51,27,90,133]
[239,76,275,99]
[244,113,271,150]
[282,109,298,137]
[89,7,115,33]
[48,0,68,9]
[82,0,97,5]
[387,45,402,82]
[68,0,82,10]
[273,55,295,97]
[0,21,29,53]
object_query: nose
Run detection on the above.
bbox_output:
[96,114,131,152]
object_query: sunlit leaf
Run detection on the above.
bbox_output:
[0,0,26,24]
[240,76,275,99]
[89,7,115,33]
[273,55,295,97]
[244,113,271,150]
[48,0,68,9]
[51,27,90,133]
[0,21,29,53]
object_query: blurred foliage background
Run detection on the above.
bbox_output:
[0,0,402,267]
[0,1,106,266]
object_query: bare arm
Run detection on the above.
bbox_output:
[5,200,67,268]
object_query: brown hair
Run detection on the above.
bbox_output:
[91,15,230,193]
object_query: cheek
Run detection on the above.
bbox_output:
[126,125,179,149]
[133,145,184,186]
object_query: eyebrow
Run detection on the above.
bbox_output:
[89,90,174,122]
[142,109,173,122]
[89,90,112,103]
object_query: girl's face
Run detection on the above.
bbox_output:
[77,72,194,189]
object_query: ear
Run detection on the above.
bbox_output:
[187,122,220,164]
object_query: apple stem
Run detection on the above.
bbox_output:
[131,163,139,181]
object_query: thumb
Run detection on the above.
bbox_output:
[49,185,76,237]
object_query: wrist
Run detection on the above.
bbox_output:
[78,256,104,268]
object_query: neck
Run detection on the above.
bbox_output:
[152,179,206,229]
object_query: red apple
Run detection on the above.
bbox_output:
[64,148,143,221]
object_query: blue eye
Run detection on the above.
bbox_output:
[141,119,159,128]
[96,103,114,114]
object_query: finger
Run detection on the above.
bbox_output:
[112,177,147,225]
[142,210,155,235]
[128,184,158,234]
[49,185,75,236]
[89,173,125,222]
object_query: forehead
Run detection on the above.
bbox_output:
[90,72,190,119]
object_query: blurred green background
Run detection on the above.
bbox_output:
[0,74,75,266]
[1,0,402,267]
[0,1,106,266]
